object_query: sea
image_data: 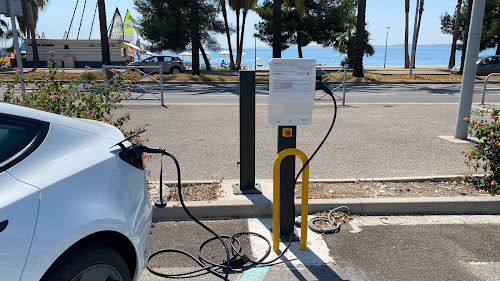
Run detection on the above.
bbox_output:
[162,44,498,69]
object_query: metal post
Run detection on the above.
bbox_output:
[409,0,420,77]
[159,65,164,106]
[254,26,257,71]
[481,74,500,105]
[233,71,261,194]
[384,27,390,68]
[455,0,486,139]
[278,125,297,240]
[343,65,347,106]
[102,65,106,83]
[8,0,24,93]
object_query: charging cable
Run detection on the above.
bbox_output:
[138,81,340,280]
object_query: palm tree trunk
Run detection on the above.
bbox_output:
[220,0,236,69]
[297,31,303,58]
[237,10,248,69]
[459,0,473,75]
[97,0,111,66]
[496,42,500,55]
[25,0,40,68]
[353,0,366,78]
[235,11,240,69]
[191,0,200,75]
[200,45,211,71]
[448,0,463,69]
[414,0,424,53]
[404,0,410,68]
[273,0,281,58]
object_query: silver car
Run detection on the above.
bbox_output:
[451,55,500,76]
[128,55,186,74]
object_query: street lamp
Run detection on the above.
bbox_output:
[254,25,257,70]
[384,26,390,68]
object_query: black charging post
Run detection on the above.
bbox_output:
[277,126,297,239]
[269,59,317,242]
[233,70,262,194]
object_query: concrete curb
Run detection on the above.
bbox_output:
[152,196,500,221]
[151,175,499,221]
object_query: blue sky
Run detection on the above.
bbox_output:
[34,0,459,48]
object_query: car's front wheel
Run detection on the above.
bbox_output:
[171,67,182,74]
[41,242,131,281]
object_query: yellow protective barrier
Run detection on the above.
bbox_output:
[273,148,309,251]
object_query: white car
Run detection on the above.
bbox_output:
[0,102,152,281]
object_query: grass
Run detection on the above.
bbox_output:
[0,69,499,83]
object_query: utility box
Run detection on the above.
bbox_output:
[63,56,75,68]
[268,58,316,126]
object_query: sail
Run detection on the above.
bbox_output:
[123,10,134,43]
[108,8,124,40]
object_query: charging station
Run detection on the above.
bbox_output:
[269,58,316,240]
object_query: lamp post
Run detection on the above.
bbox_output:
[254,25,257,70]
[384,26,390,68]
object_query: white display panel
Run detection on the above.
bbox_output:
[268,58,316,126]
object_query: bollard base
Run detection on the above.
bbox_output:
[233,183,262,195]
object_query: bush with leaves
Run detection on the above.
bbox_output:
[463,108,500,195]
[2,52,146,143]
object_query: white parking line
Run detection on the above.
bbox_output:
[247,218,334,267]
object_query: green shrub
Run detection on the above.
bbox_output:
[463,108,500,195]
[2,52,146,143]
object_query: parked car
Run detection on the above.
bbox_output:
[451,55,500,75]
[128,55,186,74]
[0,102,152,281]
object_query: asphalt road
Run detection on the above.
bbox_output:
[140,216,500,281]
[121,83,500,104]
[114,82,500,182]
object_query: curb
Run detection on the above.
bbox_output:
[151,175,500,221]
[152,196,500,221]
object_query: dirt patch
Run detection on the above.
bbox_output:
[148,180,222,202]
[296,180,488,199]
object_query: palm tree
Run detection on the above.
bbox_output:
[459,0,473,75]
[353,0,366,78]
[413,0,424,67]
[23,0,40,67]
[97,0,111,66]
[272,0,281,58]
[219,0,236,69]
[448,0,463,69]
[230,0,257,69]
[191,0,200,75]
[404,0,410,68]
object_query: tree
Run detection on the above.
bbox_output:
[255,0,358,59]
[441,0,500,71]
[134,0,225,69]
[353,0,366,78]
[404,0,410,68]
[191,0,200,75]
[413,0,424,67]
[22,0,43,67]
[97,0,111,66]
[448,0,463,69]
[234,0,258,68]
[333,27,374,67]
[273,0,281,58]
[219,0,236,69]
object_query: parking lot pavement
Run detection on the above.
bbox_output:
[141,216,500,281]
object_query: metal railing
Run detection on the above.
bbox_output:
[316,65,348,105]
[102,65,165,106]
[481,73,500,105]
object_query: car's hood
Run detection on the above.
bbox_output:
[0,102,125,141]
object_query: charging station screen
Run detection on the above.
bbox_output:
[268,59,316,126]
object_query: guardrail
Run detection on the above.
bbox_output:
[316,65,348,105]
[102,65,165,106]
[481,73,500,105]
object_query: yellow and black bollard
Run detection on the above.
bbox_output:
[273,148,309,251]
